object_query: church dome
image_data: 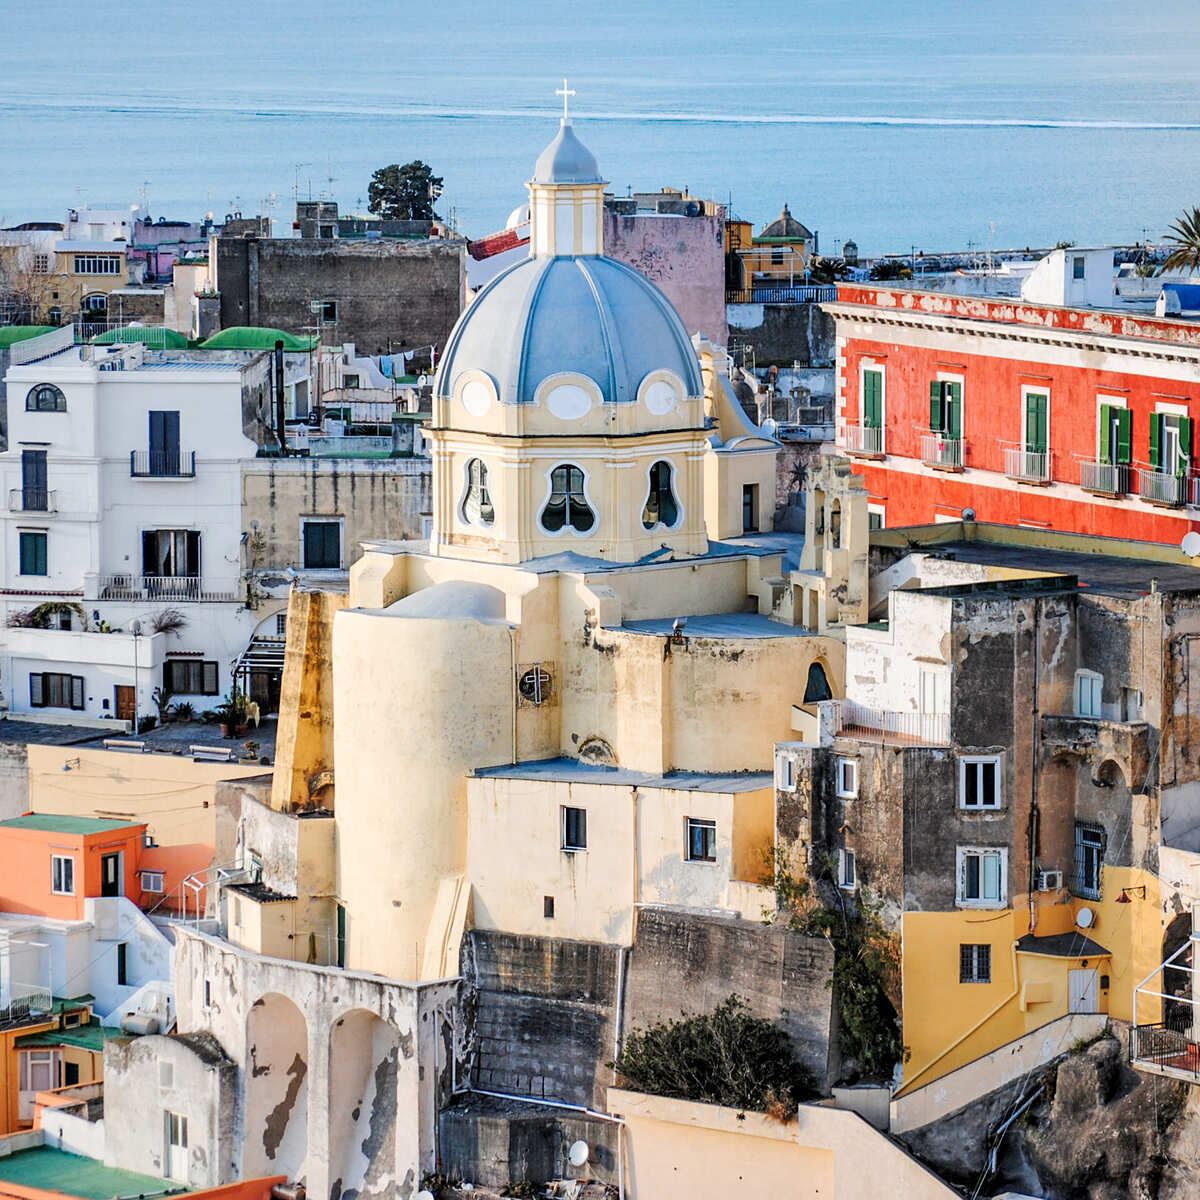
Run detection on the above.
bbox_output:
[532,120,602,184]
[760,203,812,240]
[437,253,703,406]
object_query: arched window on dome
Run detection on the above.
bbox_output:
[642,460,680,530]
[26,384,66,413]
[540,464,594,534]
[460,458,495,526]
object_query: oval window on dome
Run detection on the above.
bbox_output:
[641,377,681,416]
[642,461,680,530]
[459,377,493,418]
[460,458,495,527]
[545,383,593,421]
[540,464,595,534]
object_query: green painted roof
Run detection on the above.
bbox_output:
[91,327,189,348]
[16,1019,114,1052]
[0,325,58,347]
[0,814,142,835]
[200,326,318,351]
[0,1148,186,1199]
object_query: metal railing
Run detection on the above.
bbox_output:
[1137,467,1190,507]
[920,432,965,469]
[843,422,885,456]
[1003,445,1051,483]
[8,488,55,513]
[831,698,951,746]
[0,985,52,1027]
[725,285,837,304]
[1079,459,1132,496]
[98,574,238,602]
[130,450,196,478]
[1132,1021,1200,1083]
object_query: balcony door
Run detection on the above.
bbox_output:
[149,411,181,477]
[142,530,200,598]
[21,449,46,510]
[101,852,122,897]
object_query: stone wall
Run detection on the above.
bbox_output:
[728,301,837,366]
[0,741,29,820]
[214,236,464,355]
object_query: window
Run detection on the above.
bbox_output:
[141,870,165,894]
[19,530,47,575]
[51,855,75,895]
[1072,255,1086,280]
[1074,670,1103,718]
[32,673,84,710]
[959,756,1002,809]
[276,613,288,637]
[1150,412,1192,477]
[742,483,759,533]
[143,529,200,579]
[1098,403,1131,467]
[26,384,65,412]
[204,980,212,1010]
[803,662,832,703]
[928,379,962,439]
[167,1110,188,1148]
[543,895,555,919]
[562,806,587,852]
[1074,823,1106,900]
[64,1062,80,1087]
[342,374,360,389]
[776,754,796,792]
[836,757,858,799]
[957,847,1006,907]
[771,247,784,265]
[642,460,680,530]
[62,1012,82,1029]
[867,508,884,532]
[960,944,991,983]
[32,253,49,274]
[80,293,108,315]
[302,521,341,569]
[1024,391,1048,456]
[686,818,716,863]
[21,450,47,511]
[862,368,883,430]
[1121,687,1143,722]
[540,464,594,533]
[116,942,127,986]
[74,254,121,275]
[147,410,182,475]
[320,299,337,323]
[838,848,856,890]
[461,458,495,526]
[163,660,219,696]
[160,1061,174,1089]
[22,1051,58,1094]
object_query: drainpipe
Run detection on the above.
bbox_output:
[1029,602,1041,935]
[612,944,629,1086]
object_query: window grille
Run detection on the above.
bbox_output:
[1074,823,1106,899]
[960,943,991,983]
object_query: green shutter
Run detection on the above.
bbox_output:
[1180,417,1193,475]
[1099,405,1113,461]
[863,370,882,428]
[948,382,962,439]
[1149,413,1161,470]
[1116,408,1132,465]
[929,380,943,433]
[1025,393,1048,454]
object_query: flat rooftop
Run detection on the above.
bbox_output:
[622,612,813,639]
[0,813,141,835]
[474,757,773,793]
[0,1147,185,1199]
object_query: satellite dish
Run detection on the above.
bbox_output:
[416,1191,435,1200]
[1182,531,1200,558]
[761,417,778,438]
[961,507,976,522]
[1076,906,1094,929]
[418,373,429,388]
[568,1139,590,1168]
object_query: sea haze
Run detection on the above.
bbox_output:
[1,0,1199,253]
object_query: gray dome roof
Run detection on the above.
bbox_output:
[532,120,602,185]
[438,254,703,405]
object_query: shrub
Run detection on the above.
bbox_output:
[137,715,157,734]
[611,995,817,1116]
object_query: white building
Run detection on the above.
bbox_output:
[0,337,288,724]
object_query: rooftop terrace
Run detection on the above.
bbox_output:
[0,1147,184,1199]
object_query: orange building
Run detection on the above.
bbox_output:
[0,817,147,921]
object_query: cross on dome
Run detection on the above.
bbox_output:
[556,78,576,123]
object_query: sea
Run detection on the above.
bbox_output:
[2,0,1200,255]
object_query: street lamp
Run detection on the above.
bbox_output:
[130,620,141,733]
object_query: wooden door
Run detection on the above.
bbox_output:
[115,685,135,723]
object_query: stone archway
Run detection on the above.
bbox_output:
[245,993,309,1182]
[328,1009,402,1200]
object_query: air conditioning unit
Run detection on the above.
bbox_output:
[1038,869,1064,892]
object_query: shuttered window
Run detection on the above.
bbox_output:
[1024,392,1048,454]
[929,380,962,437]
[19,530,47,576]
[862,369,883,428]
[30,672,84,710]
[163,660,219,695]
[1099,404,1131,465]
[302,521,341,569]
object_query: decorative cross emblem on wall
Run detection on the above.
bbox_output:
[556,79,576,122]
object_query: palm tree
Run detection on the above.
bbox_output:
[1160,207,1200,275]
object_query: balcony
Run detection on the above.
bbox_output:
[831,698,950,746]
[1003,445,1051,484]
[844,422,885,459]
[130,450,196,478]
[920,432,965,472]
[8,488,56,513]
[1080,459,1133,497]
[98,574,238,602]
[1132,934,1200,1085]
[1137,467,1194,508]
[1040,714,1151,786]
[725,285,837,305]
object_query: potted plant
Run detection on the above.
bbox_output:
[215,685,250,738]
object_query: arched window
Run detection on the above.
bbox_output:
[540,465,594,533]
[26,384,66,413]
[460,458,494,526]
[803,661,833,703]
[642,460,680,530]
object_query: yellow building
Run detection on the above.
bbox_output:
[732,204,814,292]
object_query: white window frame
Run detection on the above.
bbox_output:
[1074,669,1103,719]
[867,503,886,531]
[1095,394,1126,460]
[776,753,797,793]
[51,854,75,895]
[836,756,858,800]
[685,817,717,864]
[838,848,856,891]
[959,755,1002,810]
[1019,383,1051,458]
[561,805,587,853]
[141,869,165,894]
[956,845,1007,909]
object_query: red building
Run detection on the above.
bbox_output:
[828,284,1200,544]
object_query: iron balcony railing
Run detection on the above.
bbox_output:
[844,422,885,456]
[831,698,951,746]
[130,450,196,478]
[1137,467,1193,508]
[0,985,52,1027]
[1003,445,1051,483]
[1080,459,1133,496]
[920,432,965,470]
[1131,1022,1200,1084]
[8,488,55,513]
[725,285,838,304]
[98,574,238,602]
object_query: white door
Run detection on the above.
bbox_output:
[1069,969,1099,1013]
[18,1050,60,1119]
[166,1111,189,1182]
